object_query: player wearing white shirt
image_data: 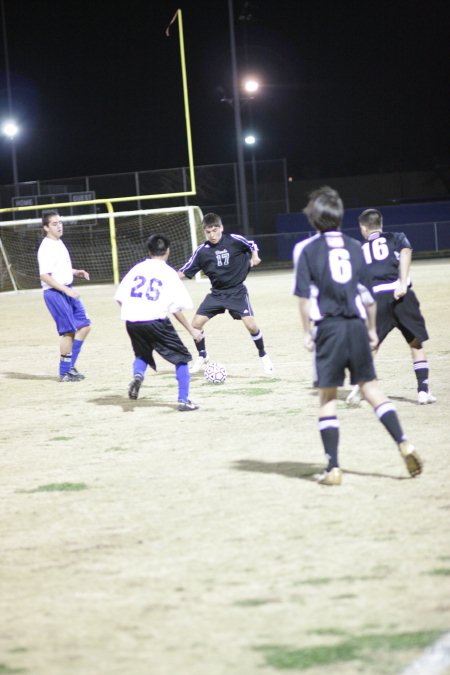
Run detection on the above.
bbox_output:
[37,211,91,382]
[115,234,202,411]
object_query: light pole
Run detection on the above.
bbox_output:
[228,0,250,236]
[2,119,19,189]
[244,133,258,226]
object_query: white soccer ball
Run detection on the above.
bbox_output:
[204,362,227,385]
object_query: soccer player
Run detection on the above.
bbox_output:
[293,186,422,485]
[114,234,202,411]
[178,212,273,375]
[37,210,91,382]
[346,208,436,406]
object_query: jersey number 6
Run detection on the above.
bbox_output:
[329,249,352,283]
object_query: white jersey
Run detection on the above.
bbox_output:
[114,258,193,322]
[37,237,73,290]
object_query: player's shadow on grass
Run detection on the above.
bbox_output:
[3,371,56,381]
[90,395,178,413]
[233,459,407,482]
[232,459,322,482]
[343,468,410,480]
[340,389,417,406]
[387,395,417,405]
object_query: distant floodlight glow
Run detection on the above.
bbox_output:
[2,120,19,139]
[243,79,259,94]
[244,134,256,145]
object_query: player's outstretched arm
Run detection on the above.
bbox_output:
[250,250,261,267]
[40,273,80,299]
[73,268,90,281]
[365,302,379,351]
[298,297,314,351]
[173,310,203,342]
[394,247,412,299]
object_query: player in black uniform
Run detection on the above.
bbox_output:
[293,186,422,485]
[178,212,273,375]
[346,208,436,406]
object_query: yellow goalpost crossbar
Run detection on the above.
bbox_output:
[0,10,196,286]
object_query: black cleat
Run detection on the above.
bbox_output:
[59,371,81,382]
[68,366,85,380]
[128,374,143,400]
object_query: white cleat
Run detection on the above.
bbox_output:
[189,354,209,374]
[315,467,343,486]
[417,390,436,405]
[346,385,362,407]
[260,354,274,375]
[399,441,423,477]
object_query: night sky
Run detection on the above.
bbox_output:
[0,0,449,187]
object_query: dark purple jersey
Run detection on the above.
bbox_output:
[179,233,256,290]
[361,231,412,292]
[293,231,374,321]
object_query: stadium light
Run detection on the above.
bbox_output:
[243,78,260,96]
[2,119,18,139]
[1,118,20,188]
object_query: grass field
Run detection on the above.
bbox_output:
[1,260,450,675]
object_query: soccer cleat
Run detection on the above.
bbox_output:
[59,371,82,382]
[346,385,362,407]
[128,374,144,400]
[178,399,199,412]
[189,353,209,374]
[399,441,423,477]
[68,366,85,380]
[260,353,274,375]
[417,390,436,405]
[316,467,343,486]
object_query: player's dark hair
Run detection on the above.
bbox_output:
[202,212,222,229]
[42,210,59,227]
[147,234,170,256]
[358,208,383,230]
[303,186,343,232]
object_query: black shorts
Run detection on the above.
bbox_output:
[375,289,429,346]
[315,317,376,388]
[126,318,192,370]
[196,285,254,320]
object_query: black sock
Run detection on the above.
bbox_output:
[251,330,266,357]
[414,360,429,393]
[196,337,206,356]
[319,417,339,469]
[375,402,405,444]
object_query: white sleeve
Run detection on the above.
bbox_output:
[167,270,193,313]
[114,270,132,304]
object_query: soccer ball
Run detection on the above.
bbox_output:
[204,362,227,385]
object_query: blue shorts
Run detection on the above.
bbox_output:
[43,288,91,335]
